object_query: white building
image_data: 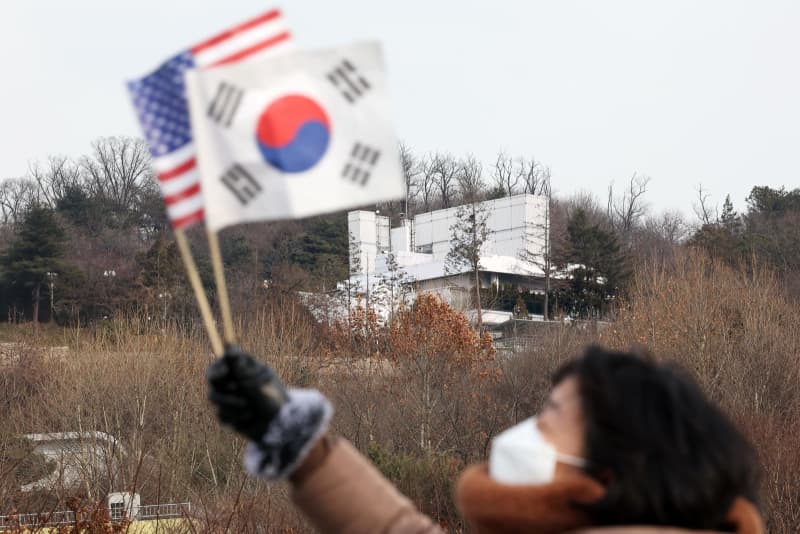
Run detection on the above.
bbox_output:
[347,194,550,313]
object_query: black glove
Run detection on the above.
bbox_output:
[206,344,289,443]
[208,344,333,480]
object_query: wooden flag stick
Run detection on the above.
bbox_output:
[174,229,224,356]
[207,230,236,343]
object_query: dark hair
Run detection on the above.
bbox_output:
[553,345,761,529]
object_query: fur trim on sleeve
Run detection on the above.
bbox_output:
[243,388,333,480]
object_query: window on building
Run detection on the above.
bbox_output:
[110,502,125,521]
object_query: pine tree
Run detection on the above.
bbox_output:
[342,232,363,326]
[690,193,745,265]
[134,231,187,326]
[1,204,67,324]
[445,201,490,331]
[560,208,628,318]
[136,231,184,290]
[719,194,742,235]
[348,231,362,276]
[745,185,800,216]
[380,251,415,321]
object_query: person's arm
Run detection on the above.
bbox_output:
[207,345,332,480]
[289,435,442,534]
[207,346,442,534]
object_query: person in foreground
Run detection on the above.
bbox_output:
[206,345,765,533]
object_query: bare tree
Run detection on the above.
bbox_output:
[456,154,485,204]
[82,137,154,220]
[518,173,554,319]
[399,142,419,215]
[431,153,459,209]
[636,210,690,261]
[607,173,651,241]
[647,210,689,245]
[492,151,518,198]
[418,154,438,213]
[518,157,550,196]
[693,183,717,226]
[0,178,37,225]
[29,156,83,209]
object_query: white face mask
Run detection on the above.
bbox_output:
[489,417,587,485]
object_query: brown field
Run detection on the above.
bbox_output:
[1,250,798,533]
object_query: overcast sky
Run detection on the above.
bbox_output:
[2,0,799,217]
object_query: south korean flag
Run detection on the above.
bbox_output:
[184,41,404,232]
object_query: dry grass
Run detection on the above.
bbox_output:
[0,309,310,531]
[601,249,800,532]
[0,252,798,532]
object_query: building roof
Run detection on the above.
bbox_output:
[464,309,514,326]
[355,254,546,288]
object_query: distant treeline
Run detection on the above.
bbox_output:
[0,136,797,325]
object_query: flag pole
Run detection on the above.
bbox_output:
[208,230,236,343]
[174,229,224,356]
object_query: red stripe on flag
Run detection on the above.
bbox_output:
[172,208,205,230]
[164,183,201,206]
[191,10,281,55]
[209,32,291,67]
[158,158,196,182]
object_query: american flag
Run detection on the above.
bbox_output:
[127,9,291,229]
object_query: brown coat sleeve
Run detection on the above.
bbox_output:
[289,435,444,534]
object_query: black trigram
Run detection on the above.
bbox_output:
[327,59,371,103]
[207,82,244,127]
[221,164,262,205]
[342,143,381,186]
